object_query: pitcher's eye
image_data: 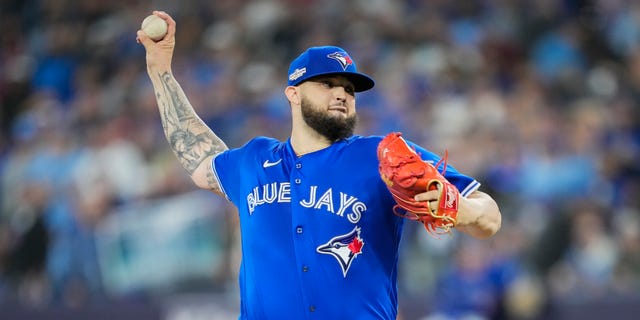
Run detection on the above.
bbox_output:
[345,86,355,95]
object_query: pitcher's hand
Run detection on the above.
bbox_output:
[136,11,176,74]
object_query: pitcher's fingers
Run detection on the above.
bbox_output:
[414,189,440,202]
[153,11,176,37]
[136,30,153,47]
[429,200,438,215]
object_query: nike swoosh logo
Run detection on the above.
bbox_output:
[262,159,282,168]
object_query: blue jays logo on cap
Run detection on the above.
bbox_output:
[316,226,364,277]
[327,52,353,70]
[287,46,375,92]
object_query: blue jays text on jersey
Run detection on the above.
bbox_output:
[246,182,366,223]
[212,135,480,320]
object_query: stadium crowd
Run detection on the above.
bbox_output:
[1,0,639,319]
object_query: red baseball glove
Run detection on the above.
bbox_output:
[377,132,459,235]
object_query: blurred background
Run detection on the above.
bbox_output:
[1,0,639,319]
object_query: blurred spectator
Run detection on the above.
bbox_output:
[421,225,541,320]
[423,240,502,320]
[611,208,640,295]
[547,203,619,302]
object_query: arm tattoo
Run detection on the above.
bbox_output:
[205,161,222,193]
[155,72,228,180]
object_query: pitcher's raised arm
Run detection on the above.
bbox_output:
[137,11,228,194]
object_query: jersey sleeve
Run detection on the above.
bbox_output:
[211,148,239,203]
[410,142,481,198]
[211,137,274,204]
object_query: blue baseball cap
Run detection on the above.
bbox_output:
[287,46,375,92]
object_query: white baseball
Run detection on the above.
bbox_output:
[141,14,168,41]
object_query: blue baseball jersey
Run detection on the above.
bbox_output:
[212,135,480,320]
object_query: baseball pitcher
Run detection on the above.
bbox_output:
[137,11,501,320]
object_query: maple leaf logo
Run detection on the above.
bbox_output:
[348,237,363,255]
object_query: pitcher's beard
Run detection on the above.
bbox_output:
[301,97,357,142]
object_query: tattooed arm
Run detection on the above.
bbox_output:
[137,11,227,194]
[154,72,228,193]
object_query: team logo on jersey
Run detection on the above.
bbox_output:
[327,52,353,71]
[316,226,364,277]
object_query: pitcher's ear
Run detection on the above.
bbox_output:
[285,86,300,105]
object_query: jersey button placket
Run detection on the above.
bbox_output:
[291,158,313,315]
[295,163,302,184]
